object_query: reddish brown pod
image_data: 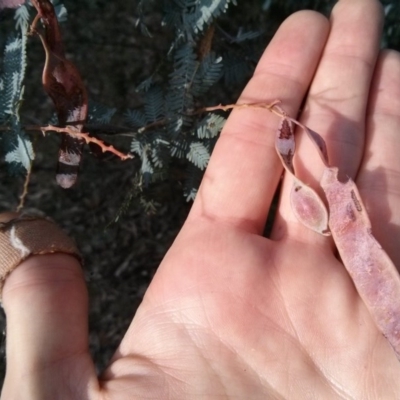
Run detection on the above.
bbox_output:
[271,103,400,359]
[30,0,88,188]
[321,167,400,359]
[274,115,329,235]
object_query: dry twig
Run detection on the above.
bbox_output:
[40,125,133,160]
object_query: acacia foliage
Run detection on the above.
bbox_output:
[0,0,251,207]
[0,0,399,211]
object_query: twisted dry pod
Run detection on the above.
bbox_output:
[30,0,88,188]
[273,105,400,359]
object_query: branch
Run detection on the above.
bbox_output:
[196,100,283,114]
[16,165,32,212]
[40,125,133,160]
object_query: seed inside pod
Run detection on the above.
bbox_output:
[290,180,330,236]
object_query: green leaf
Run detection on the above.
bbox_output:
[144,86,164,123]
[4,131,33,172]
[186,141,210,169]
[196,113,226,138]
[88,101,116,124]
[14,4,30,31]
[192,52,223,97]
[2,122,34,173]
[125,109,147,128]
[192,0,237,33]
[0,32,27,122]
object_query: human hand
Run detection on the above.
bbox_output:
[2,0,400,398]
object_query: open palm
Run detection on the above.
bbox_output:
[2,0,400,399]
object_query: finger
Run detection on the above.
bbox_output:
[272,0,384,242]
[356,50,400,270]
[189,11,330,234]
[1,255,98,398]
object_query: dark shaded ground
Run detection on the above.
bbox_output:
[0,0,398,388]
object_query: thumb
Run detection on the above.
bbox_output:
[0,214,99,399]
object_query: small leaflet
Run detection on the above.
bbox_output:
[5,134,34,172]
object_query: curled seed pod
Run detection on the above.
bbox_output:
[290,179,330,236]
[274,115,330,235]
[31,0,88,188]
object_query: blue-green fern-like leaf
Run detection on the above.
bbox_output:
[186,141,210,169]
[14,4,30,31]
[130,138,144,156]
[126,0,249,200]
[136,1,153,37]
[166,43,198,135]
[3,121,34,174]
[170,137,190,158]
[192,52,223,96]
[168,43,198,93]
[232,28,263,43]
[126,86,165,130]
[166,114,188,138]
[141,147,153,175]
[196,113,226,138]
[136,75,154,93]
[164,0,237,38]
[0,32,27,122]
[88,101,116,124]
[162,4,182,30]
[185,186,198,201]
[144,86,165,123]
[131,131,170,171]
[141,146,154,186]
[52,1,68,22]
[150,135,170,168]
[125,109,148,128]
[150,147,164,168]
[191,0,237,33]
[222,50,252,86]
[163,0,198,27]
[0,19,33,174]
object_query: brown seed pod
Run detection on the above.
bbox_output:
[321,167,400,359]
